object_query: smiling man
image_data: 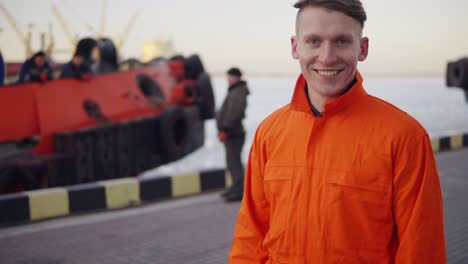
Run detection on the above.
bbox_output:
[227,0,446,263]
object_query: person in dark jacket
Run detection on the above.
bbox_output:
[59,38,99,79]
[17,51,53,83]
[96,38,118,74]
[0,51,4,86]
[217,67,250,202]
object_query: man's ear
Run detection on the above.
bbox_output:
[291,36,299,60]
[358,37,369,61]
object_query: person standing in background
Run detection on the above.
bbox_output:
[217,67,250,202]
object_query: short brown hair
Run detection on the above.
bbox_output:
[294,0,367,28]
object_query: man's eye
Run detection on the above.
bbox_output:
[337,39,349,45]
[309,39,319,45]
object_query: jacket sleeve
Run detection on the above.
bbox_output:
[219,90,247,131]
[46,65,54,81]
[17,62,30,83]
[393,133,446,263]
[47,69,53,81]
[228,129,270,264]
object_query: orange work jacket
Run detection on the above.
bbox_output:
[228,72,446,263]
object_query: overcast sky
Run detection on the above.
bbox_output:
[1,0,467,77]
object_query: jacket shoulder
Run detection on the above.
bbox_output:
[231,84,250,96]
[60,62,73,70]
[365,95,428,137]
[256,104,291,139]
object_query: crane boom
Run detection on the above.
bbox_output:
[45,24,55,56]
[52,4,76,48]
[63,0,96,33]
[99,0,107,38]
[0,4,26,42]
[117,11,139,49]
[0,4,33,56]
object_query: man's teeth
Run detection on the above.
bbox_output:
[317,70,339,77]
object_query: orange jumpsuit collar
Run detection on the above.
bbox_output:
[291,71,366,116]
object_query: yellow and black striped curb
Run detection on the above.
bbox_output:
[0,133,466,225]
[0,169,233,225]
[431,134,468,153]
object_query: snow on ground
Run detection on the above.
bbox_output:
[141,77,468,177]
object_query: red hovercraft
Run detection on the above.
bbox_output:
[0,40,215,194]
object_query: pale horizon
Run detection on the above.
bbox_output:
[1,0,467,78]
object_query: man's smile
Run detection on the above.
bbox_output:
[313,69,343,77]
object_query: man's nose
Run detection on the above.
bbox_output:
[318,43,338,66]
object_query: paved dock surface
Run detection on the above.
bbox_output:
[0,148,467,264]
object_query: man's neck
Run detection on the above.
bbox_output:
[229,80,244,90]
[306,89,335,113]
[305,78,357,113]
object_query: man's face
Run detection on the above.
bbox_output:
[34,56,46,68]
[227,74,240,86]
[91,47,100,62]
[72,56,84,66]
[291,6,368,99]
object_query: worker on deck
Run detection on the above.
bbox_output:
[60,38,100,80]
[0,50,4,86]
[96,38,118,74]
[17,51,53,83]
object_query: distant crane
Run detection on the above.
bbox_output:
[62,0,96,34]
[116,11,139,49]
[45,24,56,56]
[2,1,140,61]
[0,3,33,57]
[52,3,78,48]
[40,24,56,56]
[54,0,138,50]
[99,0,107,38]
[0,3,55,58]
[96,0,139,50]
